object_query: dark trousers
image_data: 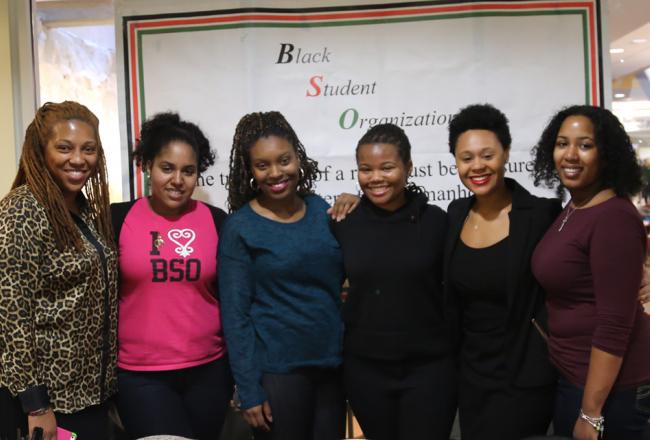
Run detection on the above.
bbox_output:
[116,356,233,440]
[554,376,650,440]
[0,387,109,440]
[0,387,25,440]
[344,355,457,440]
[253,367,345,440]
[56,402,110,440]
[458,379,555,440]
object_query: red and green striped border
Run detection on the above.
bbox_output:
[123,0,602,198]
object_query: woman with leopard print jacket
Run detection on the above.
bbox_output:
[0,101,117,440]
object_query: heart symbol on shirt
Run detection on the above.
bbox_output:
[167,229,196,258]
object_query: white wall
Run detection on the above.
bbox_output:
[0,0,17,195]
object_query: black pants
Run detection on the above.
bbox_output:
[458,378,555,440]
[0,388,109,440]
[56,402,111,439]
[0,387,26,440]
[253,367,345,440]
[344,355,457,440]
[116,356,233,440]
[554,376,650,440]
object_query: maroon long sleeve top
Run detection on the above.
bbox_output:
[532,197,650,389]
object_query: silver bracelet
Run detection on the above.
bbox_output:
[579,408,604,438]
[28,406,51,417]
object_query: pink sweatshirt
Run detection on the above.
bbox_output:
[117,198,225,371]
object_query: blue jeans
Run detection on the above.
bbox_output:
[116,356,233,440]
[553,376,650,440]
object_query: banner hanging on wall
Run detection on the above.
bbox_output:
[122,0,603,209]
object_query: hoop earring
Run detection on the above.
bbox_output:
[249,177,258,191]
[297,167,307,192]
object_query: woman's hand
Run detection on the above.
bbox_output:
[327,193,360,221]
[640,265,650,314]
[28,409,57,440]
[639,264,650,304]
[242,400,273,432]
[572,416,599,440]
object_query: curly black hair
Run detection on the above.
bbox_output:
[356,123,424,195]
[448,103,512,154]
[133,112,215,173]
[226,111,319,212]
[532,105,642,197]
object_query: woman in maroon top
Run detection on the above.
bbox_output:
[531,105,650,440]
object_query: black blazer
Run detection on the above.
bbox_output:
[443,178,562,387]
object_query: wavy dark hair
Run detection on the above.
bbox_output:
[356,123,424,195]
[532,105,642,197]
[448,103,512,154]
[133,112,215,173]
[226,111,319,211]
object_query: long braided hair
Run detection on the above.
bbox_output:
[226,111,319,212]
[12,101,114,251]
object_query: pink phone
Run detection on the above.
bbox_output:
[57,427,77,440]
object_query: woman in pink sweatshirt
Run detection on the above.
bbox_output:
[111,112,232,439]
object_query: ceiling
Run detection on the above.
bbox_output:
[606,0,650,141]
[32,0,650,96]
[607,0,650,79]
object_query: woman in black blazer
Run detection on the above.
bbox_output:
[444,104,560,440]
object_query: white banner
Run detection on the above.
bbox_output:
[122,0,604,209]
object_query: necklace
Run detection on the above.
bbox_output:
[464,204,511,231]
[463,211,479,230]
[558,205,576,231]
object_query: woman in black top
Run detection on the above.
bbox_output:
[331,124,456,440]
[444,104,560,439]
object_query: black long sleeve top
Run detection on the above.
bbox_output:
[331,191,452,361]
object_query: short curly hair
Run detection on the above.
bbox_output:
[448,103,512,154]
[133,112,215,173]
[226,111,319,212]
[532,105,642,197]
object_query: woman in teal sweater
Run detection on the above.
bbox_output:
[218,111,345,440]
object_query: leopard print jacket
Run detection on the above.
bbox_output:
[0,185,118,414]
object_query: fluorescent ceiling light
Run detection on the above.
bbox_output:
[615,93,625,98]
[610,48,625,54]
[632,38,647,44]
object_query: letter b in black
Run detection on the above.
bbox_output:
[276,43,294,63]
[151,258,167,282]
